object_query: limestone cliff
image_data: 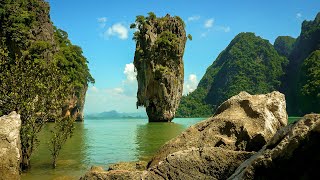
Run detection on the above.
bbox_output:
[132,13,187,122]
[0,0,93,121]
[63,86,88,121]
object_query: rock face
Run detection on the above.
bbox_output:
[0,112,21,180]
[148,91,287,168]
[229,114,320,180]
[63,86,88,121]
[133,14,187,122]
[81,91,287,179]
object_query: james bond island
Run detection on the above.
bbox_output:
[131,13,190,122]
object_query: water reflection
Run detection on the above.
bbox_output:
[22,122,88,180]
[135,122,184,161]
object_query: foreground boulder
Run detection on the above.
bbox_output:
[81,91,287,179]
[0,112,21,180]
[148,91,287,167]
[229,114,320,180]
[132,13,187,122]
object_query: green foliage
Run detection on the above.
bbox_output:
[176,88,213,118]
[187,34,193,41]
[0,58,71,170]
[299,50,320,113]
[283,12,320,115]
[177,33,287,117]
[50,117,75,168]
[274,36,296,58]
[0,0,94,170]
[147,12,156,21]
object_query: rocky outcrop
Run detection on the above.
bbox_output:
[81,91,287,179]
[229,114,320,180]
[0,112,21,180]
[133,14,187,122]
[148,91,287,168]
[63,86,88,121]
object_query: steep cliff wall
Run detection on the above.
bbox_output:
[132,13,187,122]
[0,0,94,121]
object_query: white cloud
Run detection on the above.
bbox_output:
[183,74,199,95]
[216,26,231,33]
[296,13,302,19]
[124,63,137,82]
[188,15,200,21]
[89,86,99,93]
[106,87,124,95]
[97,17,107,28]
[105,23,128,40]
[204,18,214,28]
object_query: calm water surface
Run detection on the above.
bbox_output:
[21,117,301,180]
[21,118,204,180]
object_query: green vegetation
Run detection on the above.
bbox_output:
[177,33,288,117]
[178,13,320,117]
[50,117,75,168]
[0,0,93,170]
[274,36,296,58]
[299,50,320,113]
[282,12,320,115]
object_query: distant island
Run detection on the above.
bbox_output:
[85,110,147,119]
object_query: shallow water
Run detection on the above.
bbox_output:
[21,116,301,179]
[21,118,204,179]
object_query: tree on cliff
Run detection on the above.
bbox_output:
[177,33,288,117]
[0,0,94,170]
[131,12,188,122]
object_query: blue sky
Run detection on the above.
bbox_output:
[47,0,320,114]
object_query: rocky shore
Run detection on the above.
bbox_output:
[81,91,320,179]
[1,91,319,179]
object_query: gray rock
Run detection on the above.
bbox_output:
[228,114,320,180]
[148,91,287,167]
[0,112,21,180]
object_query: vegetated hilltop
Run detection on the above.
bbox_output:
[178,12,320,117]
[177,33,287,117]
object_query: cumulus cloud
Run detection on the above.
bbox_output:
[97,17,107,28]
[105,23,128,40]
[124,63,137,82]
[204,18,214,28]
[183,74,199,95]
[188,15,200,21]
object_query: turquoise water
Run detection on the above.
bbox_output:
[21,118,204,179]
[21,116,301,179]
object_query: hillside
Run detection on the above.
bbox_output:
[284,12,320,115]
[177,33,288,117]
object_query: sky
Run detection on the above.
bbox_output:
[47,0,320,114]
